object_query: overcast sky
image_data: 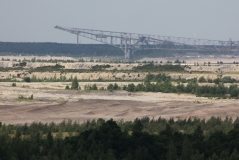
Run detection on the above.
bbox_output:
[1,1,239,44]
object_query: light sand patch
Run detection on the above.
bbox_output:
[0,82,239,124]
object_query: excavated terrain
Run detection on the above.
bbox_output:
[0,56,239,124]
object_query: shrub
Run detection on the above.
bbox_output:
[18,94,33,100]
[84,84,98,90]
[99,87,105,90]
[12,83,16,87]
[107,83,120,90]
[24,77,31,83]
[230,89,239,98]
[208,79,213,83]
[198,76,206,83]
[107,84,114,90]
[20,61,27,67]
[91,84,98,90]
[228,85,239,98]
[18,95,24,99]
[213,78,220,84]
[65,85,70,90]
[222,76,236,83]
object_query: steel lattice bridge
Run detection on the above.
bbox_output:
[55,25,239,60]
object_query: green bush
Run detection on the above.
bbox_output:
[198,76,206,83]
[222,76,237,83]
[107,83,119,90]
[99,87,105,90]
[24,77,31,83]
[91,64,111,71]
[208,79,213,83]
[18,95,24,99]
[228,85,239,98]
[84,84,98,90]
[213,78,220,84]
[91,84,98,90]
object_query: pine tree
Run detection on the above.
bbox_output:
[166,141,177,160]
[132,119,143,132]
[220,150,229,160]
[191,150,204,160]
[211,152,219,160]
[106,149,116,160]
[181,137,193,160]
[230,149,239,160]
[71,76,79,90]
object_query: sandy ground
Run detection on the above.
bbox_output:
[140,57,239,64]
[1,56,239,124]
[1,55,239,63]
[0,82,239,124]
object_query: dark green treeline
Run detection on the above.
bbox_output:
[121,72,239,98]
[0,42,203,58]
[0,42,123,57]
[1,117,239,159]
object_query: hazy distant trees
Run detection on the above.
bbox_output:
[0,42,123,57]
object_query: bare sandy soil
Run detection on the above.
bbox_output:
[140,57,239,64]
[0,82,238,124]
[1,56,239,124]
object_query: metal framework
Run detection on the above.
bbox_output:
[54,25,239,60]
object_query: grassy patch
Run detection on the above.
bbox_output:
[16,94,34,102]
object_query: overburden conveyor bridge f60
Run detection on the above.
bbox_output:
[55,25,239,60]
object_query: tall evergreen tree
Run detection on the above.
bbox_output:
[166,141,177,160]
[181,137,193,160]
[71,76,79,90]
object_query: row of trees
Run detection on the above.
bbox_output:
[132,63,185,72]
[120,73,239,98]
[198,76,238,84]
[123,81,239,98]
[0,42,123,57]
[0,42,196,59]
[1,117,238,139]
[66,75,239,98]
[0,117,239,159]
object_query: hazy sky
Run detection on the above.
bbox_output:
[1,1,239,44]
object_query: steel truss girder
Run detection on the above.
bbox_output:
[54,25,239,60]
